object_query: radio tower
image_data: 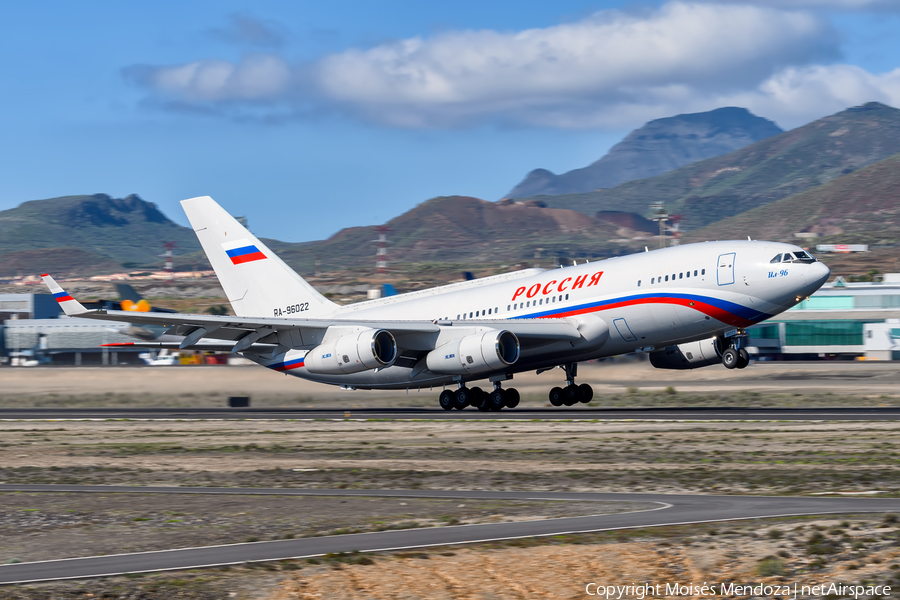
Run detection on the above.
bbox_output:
[162,241,176,283]
[649,202,669,249]
[374,227,389,275]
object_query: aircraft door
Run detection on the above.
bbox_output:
[717,253,735,286]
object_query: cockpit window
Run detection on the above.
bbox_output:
[792,251,815,263]
[770,254,782,263]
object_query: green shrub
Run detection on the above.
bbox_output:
[756,556,786,577]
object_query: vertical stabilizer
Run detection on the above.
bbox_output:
[41,274,88,316]
[180,196,338,318]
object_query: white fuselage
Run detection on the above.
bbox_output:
[258,240,829,389]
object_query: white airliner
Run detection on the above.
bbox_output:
[42,196,830,411]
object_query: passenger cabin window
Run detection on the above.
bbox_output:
[651,277,655,284]
[701,269,706,275]
[637,280,641,287]
[686,272,690,278]
[694,270,698,276]
[679,273,683,279]
[665,275,669,281]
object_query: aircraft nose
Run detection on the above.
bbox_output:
[808,261,830,288]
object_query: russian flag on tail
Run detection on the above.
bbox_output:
[222,239,267,265]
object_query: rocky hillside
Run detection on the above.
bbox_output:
[684,152,900,245]
[276,196,632,273]
[0,194,202,276]
[506,107,782,198]
[523,102,900,231]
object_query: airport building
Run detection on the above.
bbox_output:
[0,293,141,365]
[748,275,900,360]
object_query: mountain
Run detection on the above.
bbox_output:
[0,194,202,276]
[274,196,632,273]
[524,102,900,231]
[0,193,641,278]
[506,107,782,198]
[683,152,900,245]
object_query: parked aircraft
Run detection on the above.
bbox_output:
[42,196,829,410]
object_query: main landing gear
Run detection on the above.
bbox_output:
[721,332,750,370]
[548,363,593,407]
[439,381,520,411]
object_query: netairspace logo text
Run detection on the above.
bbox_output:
[584,582,892,599]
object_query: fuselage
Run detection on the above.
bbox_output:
[261,240,829,389]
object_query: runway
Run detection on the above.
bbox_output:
[2,406,900,420]
[2,485,900,584]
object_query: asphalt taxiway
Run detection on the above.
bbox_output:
[2,485,900,584]
[2,406,900,420]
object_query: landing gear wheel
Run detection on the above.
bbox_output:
[439,390,455,411]
[737,348,750,369]
[454,387,471,408]
[549,387,564,407]
[563,384,582,406]
[471,387,490,412]
[489,389,506,411]
[722,348,739,369]
[578,383,593,404]
[504,388,520,409]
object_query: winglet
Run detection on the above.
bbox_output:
[41,274,89,316]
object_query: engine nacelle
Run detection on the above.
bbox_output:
[305,328,397,375]
[426,330,520,375]
[649,337,722,370]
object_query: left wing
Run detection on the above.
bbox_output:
[42,275,582,354]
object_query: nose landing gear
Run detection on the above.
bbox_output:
[722,332,751,369]
[548,363,593,407]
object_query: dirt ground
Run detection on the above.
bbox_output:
[2,369,900,598]
[1,361,899,408]
[5,515,900,599]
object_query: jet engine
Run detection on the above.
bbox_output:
[649,337,722,370]
[426,329,519,375]
[305,328,397,375]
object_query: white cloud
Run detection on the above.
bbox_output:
[312,2,838,127]
[710,0,899,9]
[124,2,900,130]
[724,64,900,127]
[126,54,291,103]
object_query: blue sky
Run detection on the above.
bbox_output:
[1,1,899,242]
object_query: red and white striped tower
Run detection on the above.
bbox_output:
[375,226,388,274]
[162,241,176,282]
